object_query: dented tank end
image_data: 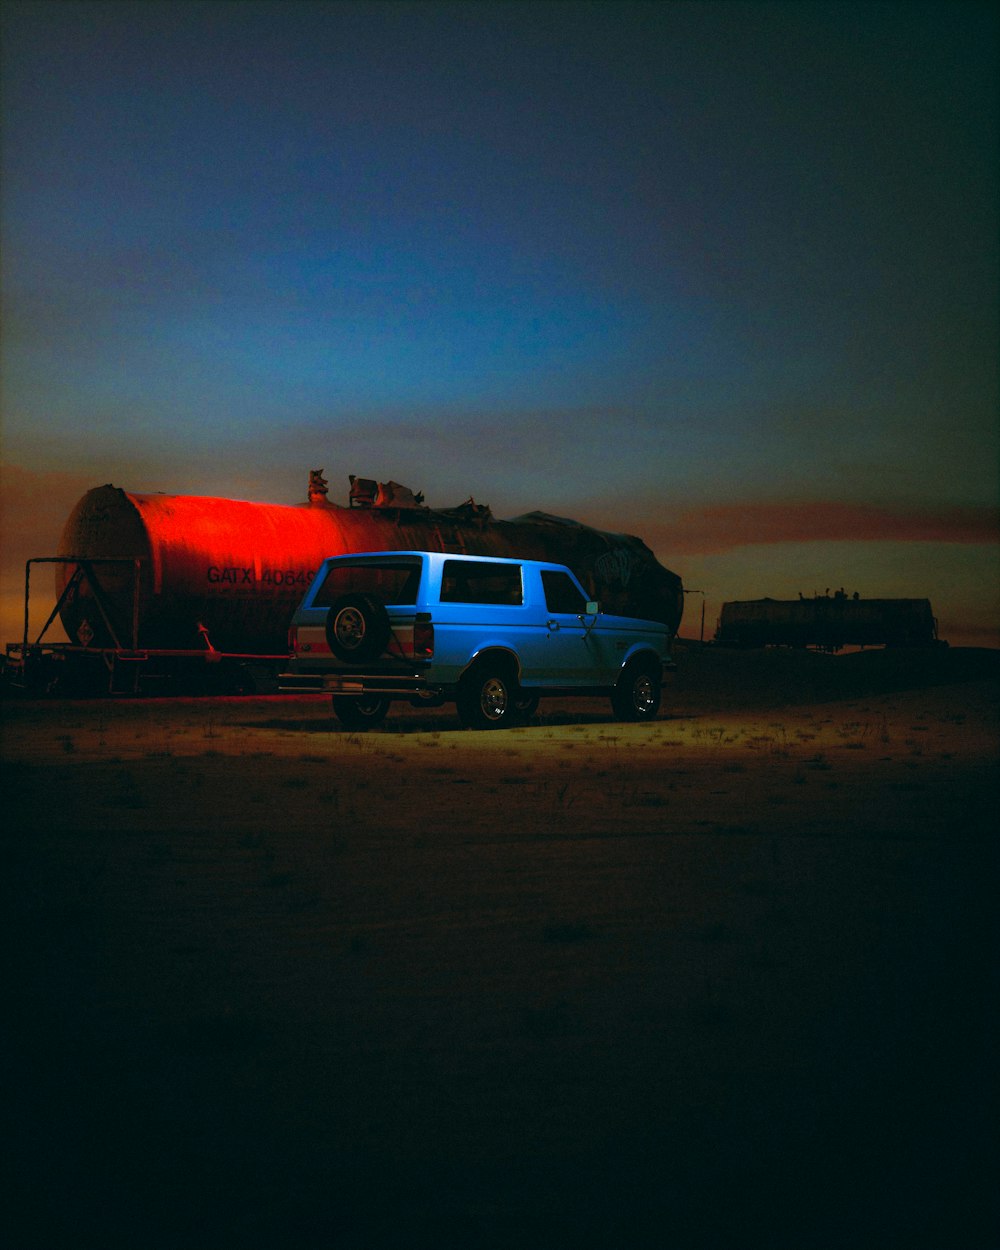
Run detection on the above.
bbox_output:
[54,480,684,653]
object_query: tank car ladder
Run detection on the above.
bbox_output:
[11,556,145,694]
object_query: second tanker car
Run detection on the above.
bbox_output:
[714,594,942,651]
[5,471,684,694]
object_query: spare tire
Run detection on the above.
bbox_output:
[325,594,392,662]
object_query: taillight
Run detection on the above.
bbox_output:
[287,624,298,651]
[413,613,434,659]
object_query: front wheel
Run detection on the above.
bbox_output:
[611,661,661,722]
[456,664,516,730]
[332,694,391,730]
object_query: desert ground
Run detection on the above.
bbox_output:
[3,645,998,1249]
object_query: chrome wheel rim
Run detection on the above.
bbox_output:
[334,606,366,650]
[633,673,655,713]
[480,677,508,720]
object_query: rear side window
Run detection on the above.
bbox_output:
[314,561,421,607]
[440,560,523,606]
[542,570,587,614]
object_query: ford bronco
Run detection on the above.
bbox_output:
[280,551,675,729]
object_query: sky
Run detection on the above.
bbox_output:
[2,0,998,646]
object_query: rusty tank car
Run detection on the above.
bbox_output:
[714,594,942,652]
[6,472,684,694]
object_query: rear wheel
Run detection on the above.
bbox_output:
[457,662,516,730]
[611,659,661,722]
[332,694,391,730]
[511,691,540,720]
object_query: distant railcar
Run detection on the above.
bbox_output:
[714,596,941,651]
[5,472,684,694]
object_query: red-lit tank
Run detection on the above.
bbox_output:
[57,475,684,654]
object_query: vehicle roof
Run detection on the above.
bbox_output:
[320,549,574,571]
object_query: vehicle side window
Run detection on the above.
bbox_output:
[542,570,587,614]
[440,560,523,605]
[314,562,420,607]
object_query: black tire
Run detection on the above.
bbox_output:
[325,594,391,662]
[511,691,540,720]
[457,662,516,730]
[332,694,391,730]
[611,658,661,722]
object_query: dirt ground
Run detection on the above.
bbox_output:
[3,646,998,1249]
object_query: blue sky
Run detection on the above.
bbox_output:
[2,0,997,643]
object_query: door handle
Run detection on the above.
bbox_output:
[547,620,560,631]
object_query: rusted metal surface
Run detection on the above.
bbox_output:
[54,479,684,654]
[714,596,940,650]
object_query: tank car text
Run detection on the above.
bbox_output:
[206,566,315,587]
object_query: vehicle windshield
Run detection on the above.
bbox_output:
[313,559,421,607]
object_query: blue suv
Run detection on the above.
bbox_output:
[280,550,674,729]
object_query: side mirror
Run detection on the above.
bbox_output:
[585,601,600,615]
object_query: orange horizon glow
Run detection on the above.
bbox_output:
[1,464,998,653]
[609,500,1000,557]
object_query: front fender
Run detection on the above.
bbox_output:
[617,645,667,677]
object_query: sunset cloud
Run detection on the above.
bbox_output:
[618,501,1000,558]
